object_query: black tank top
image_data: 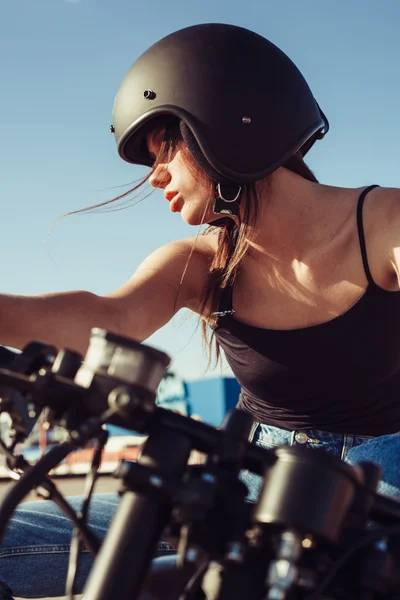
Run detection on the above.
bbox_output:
[214,185,400,436]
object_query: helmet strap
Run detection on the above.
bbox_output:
[213,183,242,216]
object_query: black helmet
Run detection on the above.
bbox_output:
[112,23,328,185]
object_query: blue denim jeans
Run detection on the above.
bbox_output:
[240,423,400,502]
[1,424,399,598]
[0,494,175,598]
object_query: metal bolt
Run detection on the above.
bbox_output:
[115,391,132,408]
[149,475,163,488]
[201,472,216,484]
[301,536,314,549]
[226,541,245,563]
[246,525,263,547]
[144,89,156,100]
[375,538,388,551]
[279,531,302,561]
[268,589,285,600]
[242,116,252,124]
[185,547,199,562]
[109,125,115,133]
[108,388,133,412]
[28,403,36,418]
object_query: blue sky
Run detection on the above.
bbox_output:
[1,0,399,379]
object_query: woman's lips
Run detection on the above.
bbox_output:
[165,191,181,212]
[170,195,181,212]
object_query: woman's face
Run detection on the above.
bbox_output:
[146,127,217,226]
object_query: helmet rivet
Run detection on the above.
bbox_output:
[242,116,252,124]
[109,125,115,133]
[144,89,157,100]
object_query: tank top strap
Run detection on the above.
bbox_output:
[213,225,237,319]
[356,184,380,285]
[214,184,380,316]
[213,281,235,318]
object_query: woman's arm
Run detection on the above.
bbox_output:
[0,238,209,354]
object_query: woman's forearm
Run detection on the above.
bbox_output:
[0,291,120,355]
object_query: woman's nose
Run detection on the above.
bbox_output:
[149,164,171,189]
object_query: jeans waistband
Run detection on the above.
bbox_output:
[250,422,375,461]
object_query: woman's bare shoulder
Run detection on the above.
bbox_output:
[365,186,400,288]
[370,186,400,232]
[176,230,218,275]
[134,231,218,307]
[154,231,218,264]
[137,232,217,270]
[176,232,219,307]
[377,186,400,214]
[185,230,220,259]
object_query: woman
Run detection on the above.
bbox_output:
[0,22,400,598]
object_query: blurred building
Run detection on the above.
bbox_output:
[185,377,241,427]
[0,373,241,477]
[108,372,241,436]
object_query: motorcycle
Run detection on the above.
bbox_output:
[0,328,399,600]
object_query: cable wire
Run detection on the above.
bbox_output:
[65,429,108,600]
[307,525,400,599]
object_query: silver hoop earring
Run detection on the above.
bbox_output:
[213,183,242,216]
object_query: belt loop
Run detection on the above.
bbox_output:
[248,421,259,443]
[341,434,354,460]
